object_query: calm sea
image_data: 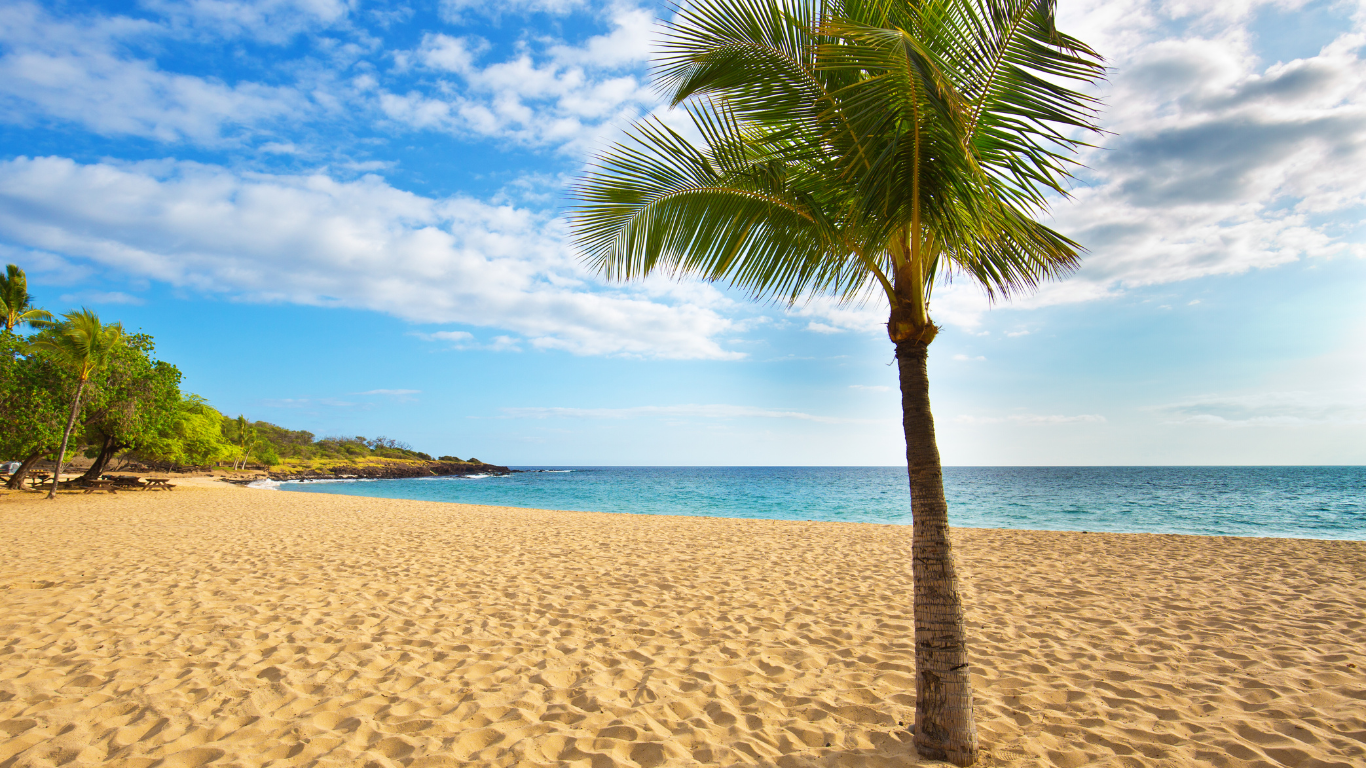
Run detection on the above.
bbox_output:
[266,466,1365,540]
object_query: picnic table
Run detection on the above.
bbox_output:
[83,479,116,494]
[109,476,146,490]
[27,473,50,489]
[144,478,175,491]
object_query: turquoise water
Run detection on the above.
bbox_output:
[269,466,1366,540]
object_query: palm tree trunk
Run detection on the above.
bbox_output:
[6,451,42,490]
[895,338,978,766]
[48,378,86,500]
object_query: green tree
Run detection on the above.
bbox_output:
[26,309,125,499]
[135,395,236,467]
[0,265,55,332]
[221,414,280,469]
[0,332,73,489]
[569,1,1103,762]
[78,334,184,480]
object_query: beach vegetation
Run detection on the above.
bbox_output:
[0,267,479,481]
[0,265,55,333]
[135,395,238,468]
[569,0,1103,762]
[25,309,126,499]
[0,330,73,489]
[75,333,184,481]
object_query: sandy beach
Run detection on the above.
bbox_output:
[0,484,1362,768]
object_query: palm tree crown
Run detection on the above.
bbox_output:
[27,309,125,383]
[574,0,1103,328]
[1,264,55,332]
[26,308,125,500]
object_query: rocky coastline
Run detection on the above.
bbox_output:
[222,461,513,485]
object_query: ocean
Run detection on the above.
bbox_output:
[265,466,1366,540]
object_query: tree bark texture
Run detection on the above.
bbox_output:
[48,379,85,499]
[896,339,978,766]
[81,435,123,481]
[5,451,42,490]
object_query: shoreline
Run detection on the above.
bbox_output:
[256,472,1366,543]
[1,485,1362,767]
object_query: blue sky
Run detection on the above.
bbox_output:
[1,0,1362,465]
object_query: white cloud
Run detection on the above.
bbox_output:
[381,6,658,152]
[438,0,588,24]
[952,354,986,362]
[141,0,352,43]
[0,156,740,359]
[499,404,875,424]
[954,414,1107,425]
[413,33,485,74]
[415,330,476,344]
[1156,389,1366,426]
[412,329,526,352]
[56,290,144,305]
[1035,0,1366,304]
[849,385,890,392]
[547,7,656,68]
[0,3,309,144]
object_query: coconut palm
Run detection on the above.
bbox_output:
[569,0,1103,763]
[26,309,125,499]
[0,264,55,332]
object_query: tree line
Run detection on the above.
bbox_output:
[1,265,439,495]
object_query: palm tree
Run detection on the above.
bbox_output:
[569,1,1103,763]
[26,309,125,499]
[0,264,55,332]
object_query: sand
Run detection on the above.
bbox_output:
[0,484,1362,768]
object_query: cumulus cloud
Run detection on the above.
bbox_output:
[0,3,310,144]
[380,6,658,151]
[0,156,740,359]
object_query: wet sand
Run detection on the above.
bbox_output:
[0,483,1362,767]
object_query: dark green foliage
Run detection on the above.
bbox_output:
[233,427,436,464]
[79,334,183,477]
[0,331,74,479]
[438,455,462,463]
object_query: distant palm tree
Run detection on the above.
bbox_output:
[570,1,1103,763]
[27,309,125,499]
[0,264,55,332]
